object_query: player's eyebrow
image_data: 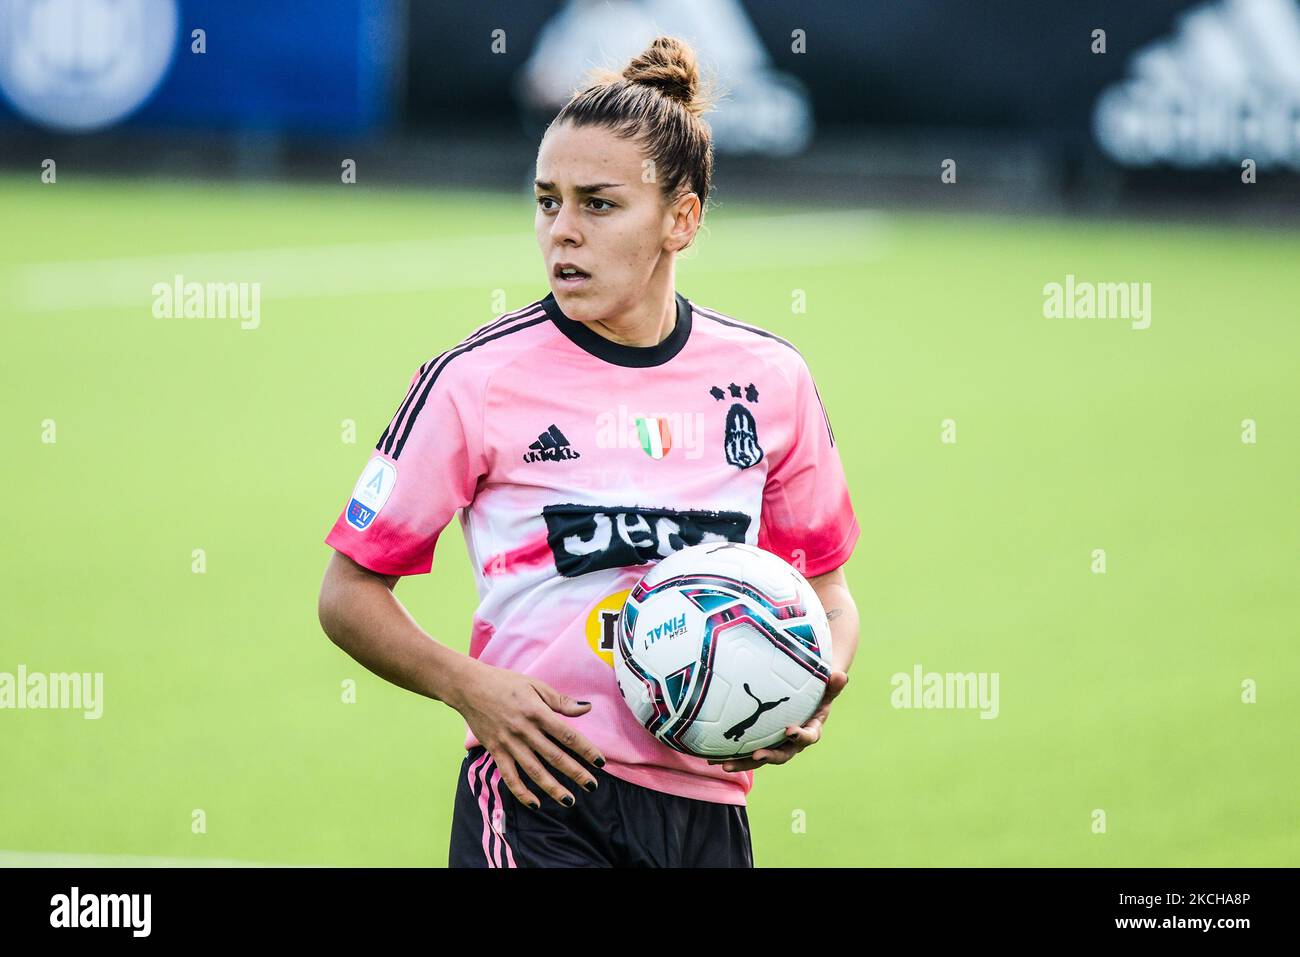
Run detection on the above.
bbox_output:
[534,180,624,193]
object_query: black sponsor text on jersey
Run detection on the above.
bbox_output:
[542,503,752,577]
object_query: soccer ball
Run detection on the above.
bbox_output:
[614,542,833,759]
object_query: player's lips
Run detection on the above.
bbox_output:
[554,262,591,286]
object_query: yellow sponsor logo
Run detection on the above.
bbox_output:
[585,589,631,668]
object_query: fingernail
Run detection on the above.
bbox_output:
[530,803,540,811]
[561,795,574,807]
[584,780,597,792]
[576,700,591,705]
[594,757,605,768]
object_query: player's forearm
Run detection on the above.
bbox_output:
[812,578,859,674]
[317,568,474,711]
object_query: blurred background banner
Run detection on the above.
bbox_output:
[0,0,399,133]
[1093,0,1300,171]
[4,0,1300,198]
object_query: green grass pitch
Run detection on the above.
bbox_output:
[1,175,1296,866]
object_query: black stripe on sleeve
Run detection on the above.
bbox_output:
[388,314,550,460]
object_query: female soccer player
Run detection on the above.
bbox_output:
[318,36,860,868]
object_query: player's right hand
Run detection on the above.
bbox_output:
[451,660,606,809]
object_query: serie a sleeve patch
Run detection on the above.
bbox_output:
[346,456,398,530]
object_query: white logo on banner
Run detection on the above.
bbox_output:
[1093,0,1300,169]
[518,0,813,156]
[0,0,178,132]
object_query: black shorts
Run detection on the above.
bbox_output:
[448,744,754,868]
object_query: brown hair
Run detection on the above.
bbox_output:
[550,36,716,228]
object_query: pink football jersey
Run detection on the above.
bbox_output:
[325,291,859,805]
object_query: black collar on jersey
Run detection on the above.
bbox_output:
[542,290,693,368]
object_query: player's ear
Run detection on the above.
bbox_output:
[666,191,701,252]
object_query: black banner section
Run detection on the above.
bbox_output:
[0,867,1288,942]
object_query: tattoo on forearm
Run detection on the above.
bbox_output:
[826,608,844,622]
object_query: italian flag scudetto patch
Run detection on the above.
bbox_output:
[635,415,673,459]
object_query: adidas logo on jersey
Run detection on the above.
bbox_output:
[524,424,581,463]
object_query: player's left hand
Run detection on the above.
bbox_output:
[708,670,849,772]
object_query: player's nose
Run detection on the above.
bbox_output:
[549,203,583,244]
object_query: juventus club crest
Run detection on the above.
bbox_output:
[724,403,763,469]
[711,382,764,470]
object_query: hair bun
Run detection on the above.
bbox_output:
[621,36,710,117]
